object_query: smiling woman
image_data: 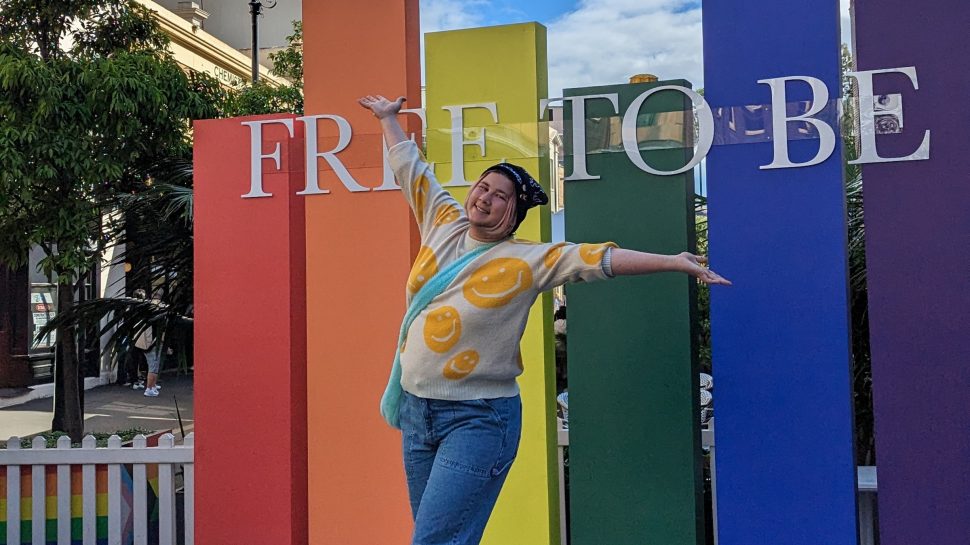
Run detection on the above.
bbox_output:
[357,94,729,545]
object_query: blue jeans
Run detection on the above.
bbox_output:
[401,391,522,545]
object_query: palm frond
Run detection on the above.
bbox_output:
[40,296,190,367]
[46,155,195,370]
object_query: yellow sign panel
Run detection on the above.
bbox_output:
[426,22,558,545]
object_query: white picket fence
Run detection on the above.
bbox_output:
[2,433,194,545]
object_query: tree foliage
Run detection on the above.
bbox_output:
[694,197,711,373]
[26,14,307,438]
[0,0,217,275]
[1,5,305,439]
[42,158,196,375]
[221,20,304,116]
[0,0,220,439]
[840,43,875,466]
[269,21,303,85]
[220,79,302,117]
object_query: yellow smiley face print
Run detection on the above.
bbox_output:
[463,258,533,308]
[442,350,480,380]
[408,246,438,294]
[424,306,462,353]
[579,243,614,265]
[543,243,568,268]
[433,203,461,226]
[412,175,430,223]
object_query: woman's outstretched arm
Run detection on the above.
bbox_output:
[611,249,731,286]
[358,95,408,147]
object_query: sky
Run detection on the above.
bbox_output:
[420,0,853,97]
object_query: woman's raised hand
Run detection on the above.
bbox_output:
[358,95,406,119]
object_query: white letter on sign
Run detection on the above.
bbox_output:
[297,114,368,195]
[561,93,620,181]
[241,118,295,198]
[758,76,836,170]
[376,108,428,192]
[847,66,930,165]
[621,86,714,176]
[441,103,499,187]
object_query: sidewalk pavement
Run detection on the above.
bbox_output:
[0,374,194,440]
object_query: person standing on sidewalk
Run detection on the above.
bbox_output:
[358,94,730,545]
[141,332,161,397]
[131,289,162,397]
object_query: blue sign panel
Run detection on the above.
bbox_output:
[702,2,859,544]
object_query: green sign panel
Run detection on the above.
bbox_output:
[564,80,705,545]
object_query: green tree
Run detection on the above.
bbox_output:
[269,21,303,85]
[840,43,875,465]
[223,20,303,116]
[0,0,218,440]
[14,13,306,442]
[43,159,196,386]
[694,196,711,373]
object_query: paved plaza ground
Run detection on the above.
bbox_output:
[0,374,194,440]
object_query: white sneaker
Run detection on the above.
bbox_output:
[132,382,144,390]
[144,387,159,397]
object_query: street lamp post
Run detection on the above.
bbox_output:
[249,0,276,83]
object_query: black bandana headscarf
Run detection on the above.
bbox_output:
[482,163,549,233]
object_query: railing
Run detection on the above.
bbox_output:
[2,427,874,545]
[556,423,878,545]
[1,433,194,545]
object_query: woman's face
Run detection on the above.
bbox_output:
[466,172,516,234]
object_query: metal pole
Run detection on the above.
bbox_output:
[249,0,260,82]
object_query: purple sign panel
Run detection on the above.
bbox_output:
[854,1,970,544]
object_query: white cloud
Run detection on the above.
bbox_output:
[547,0,704,96]
[414,0,852,93]
[419,0,491,85]
[417,0,705,93]
[420,0,489,32]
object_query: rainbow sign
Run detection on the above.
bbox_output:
[192,1,969,545]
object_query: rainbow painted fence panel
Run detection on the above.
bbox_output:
[0,434,192,545]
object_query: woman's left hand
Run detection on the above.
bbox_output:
[677,252,732,286]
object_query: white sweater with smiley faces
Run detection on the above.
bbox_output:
[389,140,615,401]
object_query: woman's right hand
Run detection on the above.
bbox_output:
[358,95,406,119]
